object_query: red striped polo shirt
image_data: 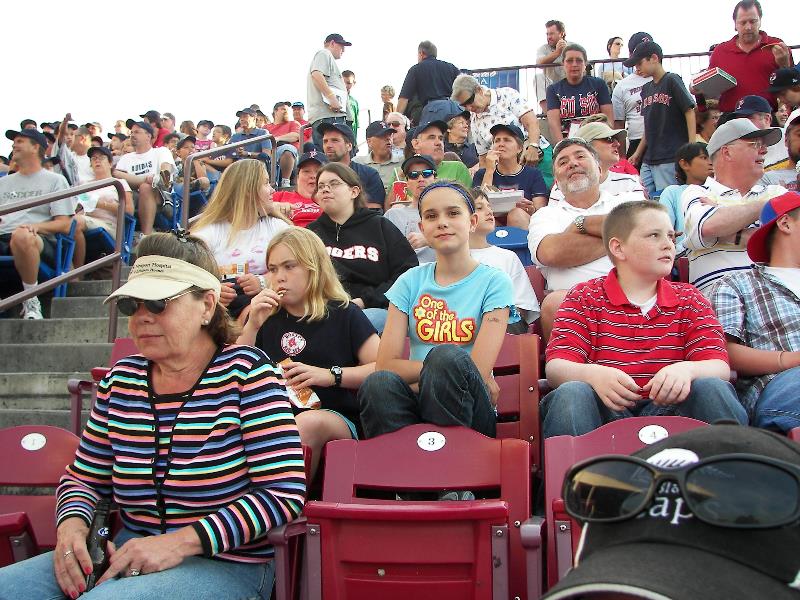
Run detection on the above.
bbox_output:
[546,269,729,392]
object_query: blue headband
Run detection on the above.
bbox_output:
[417,181,475,214]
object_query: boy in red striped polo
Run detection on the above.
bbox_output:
[541,201,747,437]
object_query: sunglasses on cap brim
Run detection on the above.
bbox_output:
[563,452,800,529]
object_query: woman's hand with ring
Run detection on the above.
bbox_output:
[54,517,92,598]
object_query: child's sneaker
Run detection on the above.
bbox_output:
[20,296,43,319]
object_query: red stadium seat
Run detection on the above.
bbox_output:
[270,424,539,600]
[494,333,543,470]
[0,426,80,566]
[676,256,689,283]
[525,265,547,304]
[532,416,706,590]
[67,337,138,436]
[789,428,800,442]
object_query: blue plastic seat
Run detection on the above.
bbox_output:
[487,226,533,266]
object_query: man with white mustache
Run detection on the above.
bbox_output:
[528,138,642,338]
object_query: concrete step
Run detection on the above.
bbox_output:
[67,279,119,297]
[0,317,128,344]
[51,296,114,319]
[0,405,90,431]
[0,372,88,397]
[1,343,112,373]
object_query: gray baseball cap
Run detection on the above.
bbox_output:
[706,118,782,157]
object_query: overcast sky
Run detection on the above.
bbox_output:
[1,0,796,157]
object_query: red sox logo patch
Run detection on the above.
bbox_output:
[770,72,777,84]
[281,332,306,356]
[736,98,745,110]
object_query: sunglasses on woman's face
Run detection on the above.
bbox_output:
[406,169,436,180]
[116,289,194,316]
[563,453,800,529]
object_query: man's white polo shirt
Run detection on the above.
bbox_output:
[681,178,787,294]
[527,190,640,290]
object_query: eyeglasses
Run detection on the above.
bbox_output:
[563,453,800,529]
[737,140,767,151]
[387,121,403,128]
[406,169,436,180]
[116,289,194,316]
[459,92,476,109]
[595,136,618,145]
[316,180,348,193]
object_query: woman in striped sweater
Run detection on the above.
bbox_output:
[0,232,306,600]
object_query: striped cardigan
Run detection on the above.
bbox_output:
[56,344,306,563]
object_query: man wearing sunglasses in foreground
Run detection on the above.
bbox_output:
[545,424,800,599]
[541,200,747,438]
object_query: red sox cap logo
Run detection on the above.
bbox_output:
[736,98,745,110]
[770,72,777,84]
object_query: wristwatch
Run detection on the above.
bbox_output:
[574,215,587,235]
[330,366,343,387]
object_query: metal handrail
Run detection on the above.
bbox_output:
[463,44,799,74]
[181,133,276,228]
[0,178,127,341]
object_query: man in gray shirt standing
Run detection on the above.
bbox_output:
[536,20,568,112]
[307,33,351,151]
[0,129,73,319]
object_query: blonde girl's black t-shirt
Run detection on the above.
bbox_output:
[254,302,376,428]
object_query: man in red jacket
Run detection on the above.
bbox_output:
[709,0,792,111]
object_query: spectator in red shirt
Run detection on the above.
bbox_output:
[266,101,301,188]
[541,200,747,437]
[709,0,792,111]
[273,150,329,227]
[140,110,170,148]
[292,102,312,144]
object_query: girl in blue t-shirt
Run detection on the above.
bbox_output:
[358,181,514,440]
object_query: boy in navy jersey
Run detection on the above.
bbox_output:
[541,201,746,437]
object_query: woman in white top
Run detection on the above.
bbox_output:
[192,159,290,322]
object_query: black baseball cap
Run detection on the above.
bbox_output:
[236,107,257,117]
[768,68,800,93]
[43,132,56,144]
[273,101,292,112]
[108,132,128,141]
[365,121,395,138]
[489,122,525,141]
[402,154,437,173]
[297,149,329,169]
[197,119,215,128]
[87,145,113,162]
[445,110,471,122]
[627,32,654,54]
[544,424,800,600]
[317,121,355,143]
[140,110,161,121]
[5,129,48,148]
[176,135,196,150]
[324,33,352,46]
[411,120,448,140]
[624,40,663,68]
[125,120,155,136]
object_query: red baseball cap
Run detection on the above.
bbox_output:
[747,192,800,263]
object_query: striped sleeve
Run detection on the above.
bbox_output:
[191,358,306,557]
[545,283,592,364]
[55,363,134,526]
[681,185,718,250]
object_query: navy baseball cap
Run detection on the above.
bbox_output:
[489,122,525,141]
[411,120,448,140]
[445,110,471,122]
[297,149,329,169]
[236,107,257,117]
[107,132,128,141]
[87,145,113,162]
[177,135,197,150]
[140,110,161,121]
[324,33,351,46]
[768,68,800,93]
[125,120,155,136]
[402,154,437,173]
[197,119,214,128]
[624,40,662,68]
[365,121,395,138]
[627,32,653,54]
[317,121,355,143]
[5,129,48,148]
[732,95,774,116]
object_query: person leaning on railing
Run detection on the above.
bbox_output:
[0,230,306,600]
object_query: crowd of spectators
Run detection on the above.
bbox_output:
[2,2,800,595]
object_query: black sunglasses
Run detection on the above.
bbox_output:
[563,453,800,529]
[406,169,436,180]
[459,92,476,109]
[116,289,194,316]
